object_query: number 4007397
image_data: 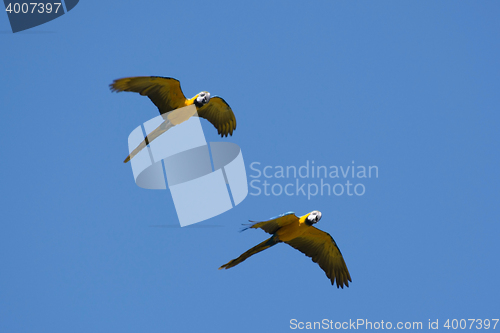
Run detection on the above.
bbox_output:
[5,3,62,14]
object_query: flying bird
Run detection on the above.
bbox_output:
[110,76,236,163]
[219,211,352,288]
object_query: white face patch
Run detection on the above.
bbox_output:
[307,210,322,223]
[196,91,211,105]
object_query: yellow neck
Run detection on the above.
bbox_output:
[186,95,197,106]
[299,214,309,224]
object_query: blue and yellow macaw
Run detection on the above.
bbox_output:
[219,211,352,288]
[110,76,236,162]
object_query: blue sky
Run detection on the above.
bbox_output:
[1,1,499,332]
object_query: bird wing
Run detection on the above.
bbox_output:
[284,227,351,288]
[196,96,236,137]
[243,212,299,235]
[110,76,187,114]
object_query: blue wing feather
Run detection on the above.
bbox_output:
[240,211,296,232]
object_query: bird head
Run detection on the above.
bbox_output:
[306,210,322,225]
[196,91,211,106]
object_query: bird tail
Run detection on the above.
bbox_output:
[219,236,279,270]
[124,121,173,163]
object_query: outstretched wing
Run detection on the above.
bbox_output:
[284,227,351,288]
[197,96,236,137]
[243,212,299,235]
[110,76,187,114]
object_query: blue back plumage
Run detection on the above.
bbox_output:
[240,211,296,232]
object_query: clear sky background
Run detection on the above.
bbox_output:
[1,1,499,332]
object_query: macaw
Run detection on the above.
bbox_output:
[110,76,236,163]
[219,211,352,288]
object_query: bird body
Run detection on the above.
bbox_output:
[219,211,352,288]
[274,213,311,242]
[110,76,237,162]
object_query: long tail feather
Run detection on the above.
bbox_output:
[124,120,173,163]
[240,220,258,232]
[219,236,279,270]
